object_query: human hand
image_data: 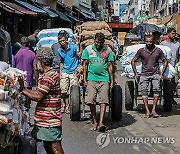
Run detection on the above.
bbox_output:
[160,74,163,80]
[18,76,24,92]
[59,73,62,80]
[83,80,87,87]
[134,73,139,79]
[110,80,116,89]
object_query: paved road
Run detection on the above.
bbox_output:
[30,66,180,154]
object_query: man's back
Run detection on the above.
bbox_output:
[51,42,61,72]
[14,47,36,87]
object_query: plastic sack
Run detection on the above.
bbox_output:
[0,89,9,101]
[175,62,180,77]
[0,101,12,114]
[0,61,9,72]
[0,115,8,125]
[121,62,176,79]
[121,63,142,78]
[160,63,177,79]
[5,67,27,78]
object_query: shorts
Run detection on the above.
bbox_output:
[139,74,160,98]
[86,81,109,105]
[32,125,62,141]
[60,73,78,93]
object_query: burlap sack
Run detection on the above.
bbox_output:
[80,39,115,53]
[80,30,112,41]
[81,21,111,31]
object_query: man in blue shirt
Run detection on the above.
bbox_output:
[58,31,79,113]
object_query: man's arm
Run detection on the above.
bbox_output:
[59,62,64,76]
[33,64,39,86]
[83,60,88,86]
[131,57,139,78]
[108,61,115,88]
[160,58,168,79]
[22,89,44,102]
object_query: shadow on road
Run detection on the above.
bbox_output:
[136,104,180,117]
[105,112,136,131]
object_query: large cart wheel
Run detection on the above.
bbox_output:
[111,85,122,121]
[163,80,173,112]
[125,81,134,110]
[70,85,81,121]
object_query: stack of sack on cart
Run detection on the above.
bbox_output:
[175,62,180,87]
[120,44,176,79]
[0,61,29,136]
[74,21,115,55]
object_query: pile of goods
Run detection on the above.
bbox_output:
[176,61,180,77]
[0,61,29,148]
[75,21,115,55]
[120,44,176,79]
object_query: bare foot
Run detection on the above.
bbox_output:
[89,123,98,131]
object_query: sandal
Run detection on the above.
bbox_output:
[151,114,160,118]
[144,114,151,118]
[98,125,107,132]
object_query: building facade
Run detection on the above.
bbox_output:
[149,0,179,17]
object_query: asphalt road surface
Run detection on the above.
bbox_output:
[30,65,180,154]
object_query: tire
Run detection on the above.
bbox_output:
[70,85,81,121]
[18,134,36,154]
[163,80,173,112]
[111,85,122,121]
[125,81,134,110]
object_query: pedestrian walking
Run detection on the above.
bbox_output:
[160,28,180,105]
[131,34,168,118]
[81,32,115,132]
[58,30,79,113]
[18,47,64,154]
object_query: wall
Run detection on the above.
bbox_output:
[64,0,76,8]
[35,0,57,9]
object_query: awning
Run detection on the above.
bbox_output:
[15,0,46,14]
[43,7,59,18]
[161,15,173,25]
[73,7,96,20]
[0,1,37,15]
[64,12,82,22]
[53,10,71,22]
[0,1,23,14]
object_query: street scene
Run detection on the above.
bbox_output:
[0,0,180,154]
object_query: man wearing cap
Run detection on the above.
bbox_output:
[14,36,37,89]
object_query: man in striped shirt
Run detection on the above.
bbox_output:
[19,47,64,154]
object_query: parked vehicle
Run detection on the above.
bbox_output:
[0,29,12,64]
